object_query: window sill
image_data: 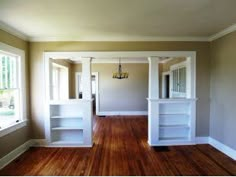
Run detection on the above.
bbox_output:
[0,120,27,138]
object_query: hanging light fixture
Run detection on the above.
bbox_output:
[112,58,129,79]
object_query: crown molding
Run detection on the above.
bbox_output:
[0,21,29,41]
[29,36,209,42]
[209,24,236,41]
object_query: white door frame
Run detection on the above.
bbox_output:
[75,72,99,115]
[75,72,82,99]
[162,71,170,98]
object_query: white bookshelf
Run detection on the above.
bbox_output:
[148,98,196,146]
[158,100,193,144]
[45,99,93,147]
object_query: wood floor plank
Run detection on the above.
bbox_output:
[196,144,236,175]
[0,116,235,176]
[178,145,231,175]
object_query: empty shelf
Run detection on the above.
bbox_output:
[159,137,190,141]
[159,113,189,116]
[159,124,190,129]
[51,127,83,130]
[51,140,83,145]
[51,116,83,119]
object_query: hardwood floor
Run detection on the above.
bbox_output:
[1,116,236,176]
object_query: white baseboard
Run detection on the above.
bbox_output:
[209,137,236,160]
[97,111,148,116]
[195,136,209,144]
[0,140,33,170]
[1,136,236,170]
[30,139,48,147]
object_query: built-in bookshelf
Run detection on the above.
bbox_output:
[159,101,190,142]
[149,99,196,146]
[45,99,93,147]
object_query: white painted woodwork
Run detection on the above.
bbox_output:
[44,51,196,147]
[44,53,93,147]
[147,52,196,146]
[148,99,196,146]
[81,58,92,100]
[48,100,93,146]
[148,57,159,99]
[147,57,160,145]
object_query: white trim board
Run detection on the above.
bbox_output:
[209,137,236,160]
[30,36,209,42]
[97,111,148,116]
[0,121,27,138]
[0,140,33,170]
[195,136,209,144]
[195,137,236,160]
[74,58,149,64]
[0,22,29,41]
[209,24,236,41]
[44,51,196,61]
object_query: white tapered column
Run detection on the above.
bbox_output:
[148,57,160,145]
[81,57,92,100]
[81,57,93,146]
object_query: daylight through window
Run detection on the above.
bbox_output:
[0,51,21,129]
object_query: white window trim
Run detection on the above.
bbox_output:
[170,61,188,98]
[52,62,69,100]
[0,120,27,138]
[0,42,27,137]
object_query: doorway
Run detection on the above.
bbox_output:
[162,72,170,98]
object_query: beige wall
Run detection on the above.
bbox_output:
[72,63,148,112]
[29,41,211,138]
[210,31,236,149]
[0,29,30,158]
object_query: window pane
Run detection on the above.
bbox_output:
[0,51,20,129]
[179,67,186,93]
[0,89,20,129]
[52,64,69,100]
[0,54,17,89]
[172,69,178,92]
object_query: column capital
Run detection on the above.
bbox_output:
[148,56,160,62]
[80,57,92,63]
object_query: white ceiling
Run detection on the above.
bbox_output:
[0,0,236,41]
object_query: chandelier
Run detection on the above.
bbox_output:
[112,58,129,79]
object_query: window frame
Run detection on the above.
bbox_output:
[0,42,27,137]
[51,62,69,100]
[170,61,187,98]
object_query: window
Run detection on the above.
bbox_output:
[0,42,26,135]
[52,63,69,100]
[170,63,187,98]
